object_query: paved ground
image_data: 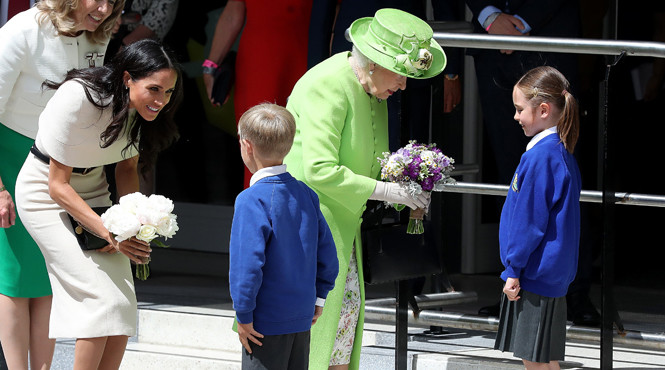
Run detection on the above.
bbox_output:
[12,267,665,369]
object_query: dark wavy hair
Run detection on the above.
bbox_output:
[43,39,183,173]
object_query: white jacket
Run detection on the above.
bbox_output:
[0,7,108,139]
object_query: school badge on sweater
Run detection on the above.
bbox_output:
[511,173,519,193]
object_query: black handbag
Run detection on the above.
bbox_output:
[67,206,111,250]
[361,201,443,285]
[211,51,236,105]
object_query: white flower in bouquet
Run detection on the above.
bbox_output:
[420,150,437,167]
[118,192,149,214]
[100,192,178,280]
[136,224,158,243]
[147,194,175,213]
[156,213,178,239]
[135,208,170,229]
[101,206,141,242]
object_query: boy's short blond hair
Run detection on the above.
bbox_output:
[238,103,296,160]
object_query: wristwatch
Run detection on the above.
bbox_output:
[202,66,217,75]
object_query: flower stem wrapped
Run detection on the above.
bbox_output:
[407,208,426,234]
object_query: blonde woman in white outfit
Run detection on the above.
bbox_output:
[15,39,182,369]
[0,1,123,368]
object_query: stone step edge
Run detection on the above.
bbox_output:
[124,342,241,362]
[134,308,412,350]
[137,308,239,351]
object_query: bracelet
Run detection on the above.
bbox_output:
[202,59,219,75]
[202,59,218,69]
[0,185,6,192]
[444,74,459,81]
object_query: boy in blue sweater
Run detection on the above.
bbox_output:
[229,103,339,369]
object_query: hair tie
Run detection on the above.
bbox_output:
[562,89,568,96]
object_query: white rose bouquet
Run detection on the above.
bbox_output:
[101,192,179,280]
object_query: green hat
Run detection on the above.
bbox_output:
[348,8,446,79]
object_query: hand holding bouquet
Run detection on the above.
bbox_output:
[101,192,179,280]
[378,141,455,234]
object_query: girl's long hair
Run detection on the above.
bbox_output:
[43,39,183,173]
[515,66,580,153]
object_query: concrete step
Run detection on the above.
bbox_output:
[134,305,239,351]
[121,343,240,370]
[120,305,241,369]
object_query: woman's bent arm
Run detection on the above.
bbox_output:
[115,156,140,198]
[47,157,150,262]
[47,158,111,242]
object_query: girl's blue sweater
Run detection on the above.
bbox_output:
[499,134,582,298]
[229,172,339,335]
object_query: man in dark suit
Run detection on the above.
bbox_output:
[466,0,600,326]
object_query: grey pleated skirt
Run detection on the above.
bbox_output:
[494,289,567,363]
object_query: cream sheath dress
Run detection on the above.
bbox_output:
[15,80,138,339]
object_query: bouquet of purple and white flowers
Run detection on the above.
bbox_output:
[101,192,179,280]
[378,141,456,234]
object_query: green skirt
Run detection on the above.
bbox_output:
[0,124,51,297]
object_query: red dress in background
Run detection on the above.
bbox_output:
[234,0,312,187]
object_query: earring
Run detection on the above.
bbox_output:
[124,85,128,90]
[369,70,374,76]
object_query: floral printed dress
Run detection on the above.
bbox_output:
[329,247,361,366]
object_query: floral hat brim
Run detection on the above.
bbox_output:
[348,8,446,80]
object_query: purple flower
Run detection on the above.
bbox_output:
[421,177,434,191]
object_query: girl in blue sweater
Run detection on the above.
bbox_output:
[495,66,582,369]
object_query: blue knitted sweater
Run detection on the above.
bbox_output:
[229,172,339,335]
[499,134,582,298]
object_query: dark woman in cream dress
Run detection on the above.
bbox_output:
[15,39,182,369]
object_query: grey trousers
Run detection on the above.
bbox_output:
[242,330,310,370]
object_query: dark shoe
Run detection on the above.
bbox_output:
[567,292,601,327]
[478,302,500,317]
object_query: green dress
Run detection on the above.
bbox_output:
[284,52,389,370]
[0,123,51,297]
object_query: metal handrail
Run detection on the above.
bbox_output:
[442,182,665,207]
[364,305,665,350]
[366,291,478,309]
[433,32,665,58]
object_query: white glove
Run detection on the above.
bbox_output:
[369,182,430,210]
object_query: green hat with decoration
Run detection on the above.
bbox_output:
[348,8,446,79]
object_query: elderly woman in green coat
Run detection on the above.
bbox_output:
[283,8,446,370]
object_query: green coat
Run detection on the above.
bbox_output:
[284,52,389,369]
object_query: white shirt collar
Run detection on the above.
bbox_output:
[526,126,558,151]
[249,164,287,187]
